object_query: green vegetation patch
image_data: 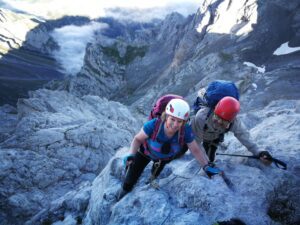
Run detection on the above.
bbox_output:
[101,44,148,65]
[218,51,233,62]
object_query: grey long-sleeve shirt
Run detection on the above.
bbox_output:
[191,107,259,155]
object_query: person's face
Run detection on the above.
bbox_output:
[165,115,184,133]
[212,113,231,129]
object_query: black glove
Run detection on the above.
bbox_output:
[258,151,272,160]
[258,151,273,165]
[203,163,222,178]
[123,154,135,167]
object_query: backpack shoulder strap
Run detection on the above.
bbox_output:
[151,118,163,141]
[206,108,214,120]
[203,108,214,131]
[178,125,185,146]
[226,121,233,132]
[151,118,185,146]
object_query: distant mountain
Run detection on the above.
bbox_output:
[48,0,300,113]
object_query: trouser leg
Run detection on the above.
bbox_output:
[203,141,218,162]
[150,160,170,178]
[123,151,150,192]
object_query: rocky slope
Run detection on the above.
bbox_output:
[0,89,140,225]
[0,8,91,106]
[0,0,299,224]
[0,8,62,106]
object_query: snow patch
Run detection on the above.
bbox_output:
[243,62,265,73]
[251,83,257,90]
[273,42,300,55]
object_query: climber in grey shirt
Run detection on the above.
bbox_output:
[191,96,272,163]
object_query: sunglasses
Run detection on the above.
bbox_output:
[212,114,231,128]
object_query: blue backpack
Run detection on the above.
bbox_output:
[193,80,239,114]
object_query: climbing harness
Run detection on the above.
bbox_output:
[148,160,162,189]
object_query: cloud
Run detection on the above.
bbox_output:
[50,22,107,76]
[105,3,199,22]
[1,0,200,20]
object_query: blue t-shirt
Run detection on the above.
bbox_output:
[143,118,195,144]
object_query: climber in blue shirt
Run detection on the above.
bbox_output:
[117,98,221,200]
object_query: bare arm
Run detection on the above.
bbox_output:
[187,140,209,167]
[129,129,149,154]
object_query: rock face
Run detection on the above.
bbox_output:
[0,0,300,225]
[0,9,90,106]
[0,8,64,106]
[0,89,140,225]
[56,17,160,100]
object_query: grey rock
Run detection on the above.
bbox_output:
[0,89,139,224]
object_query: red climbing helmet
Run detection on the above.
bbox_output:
[214,96,240,121]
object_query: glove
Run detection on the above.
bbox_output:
[258,151,272,165]
[203,163,222,178]
[123,154,135,167]
[258,151,272,159]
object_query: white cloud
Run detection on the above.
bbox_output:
[1,0,201,20]
[50,22,107,76]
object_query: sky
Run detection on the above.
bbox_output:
[0,0,201,20]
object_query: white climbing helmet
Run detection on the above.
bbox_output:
[165,98,190,121]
